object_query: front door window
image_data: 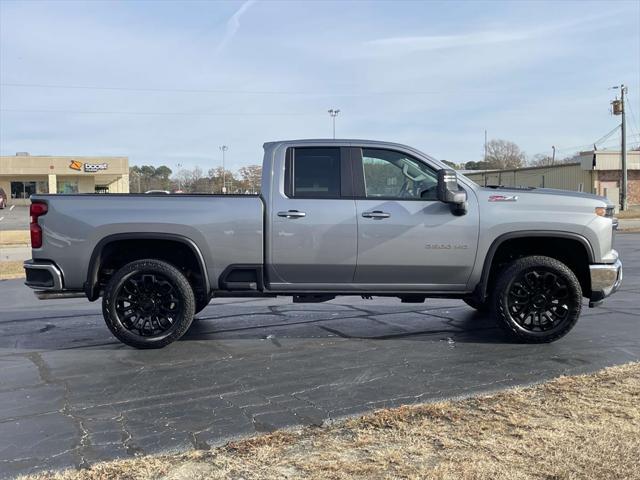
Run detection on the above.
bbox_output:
[362,148,438,200]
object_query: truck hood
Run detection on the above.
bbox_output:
[479,186,610,205]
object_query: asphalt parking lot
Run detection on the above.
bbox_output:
[0,206,28,231]
[0,234,638,478]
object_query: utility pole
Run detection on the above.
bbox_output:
[176,163,183,191]
[611,84,628,210]
[484,129,487,164]
[328,109,340,139]
[219,145,228,194]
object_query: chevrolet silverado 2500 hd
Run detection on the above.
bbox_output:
[24,139,622,348]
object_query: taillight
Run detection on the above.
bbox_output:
[30,202,48,248]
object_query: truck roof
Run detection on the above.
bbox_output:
[263,139,415,149]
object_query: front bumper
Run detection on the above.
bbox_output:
[589,255,623,306]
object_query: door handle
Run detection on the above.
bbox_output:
[362,210,390,219]
[277,210,306,218]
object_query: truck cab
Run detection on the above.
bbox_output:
[263,140,478,292]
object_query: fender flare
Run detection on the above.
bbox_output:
[84,232,210,301]
[478,230,595,300]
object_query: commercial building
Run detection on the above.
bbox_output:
[462,150,640,208]
[0,153,129,205]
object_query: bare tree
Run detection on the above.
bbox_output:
[173,168,191,192]
[188,167,205,192]
[485,139,526,169]
[238,165,262,193]
[529,152,583,166]
[529,154,554,167]
[129,165,173,192]
[441,160,460,169]
[207,167,237,193]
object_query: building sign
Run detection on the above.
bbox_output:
[84,162,108,172]
[69,160,82,171]
[69,160,108,173]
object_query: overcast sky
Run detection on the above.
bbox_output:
[1,0,639,172]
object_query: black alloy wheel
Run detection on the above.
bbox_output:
[115,272,182,336]
[493,256,582,343]
[507,268,574,332]
[102,259,195,348]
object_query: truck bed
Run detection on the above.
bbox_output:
[31,194,264,291]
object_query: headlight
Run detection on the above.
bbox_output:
[595,206,615,218]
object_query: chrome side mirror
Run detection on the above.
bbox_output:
[437,169,467,215]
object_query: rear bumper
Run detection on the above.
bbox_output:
[589,255,623,306]
[23,260,63,290]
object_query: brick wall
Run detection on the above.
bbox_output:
[596,170,640,205]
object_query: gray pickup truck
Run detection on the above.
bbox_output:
[24,139,622,348]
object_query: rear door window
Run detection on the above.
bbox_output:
[286,147,341,198]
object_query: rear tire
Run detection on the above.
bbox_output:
[492,255,582,343]
[102,259,195,349]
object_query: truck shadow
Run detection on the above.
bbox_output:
[0,303,516,350]
[182,306,515,345]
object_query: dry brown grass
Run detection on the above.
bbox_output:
[22,362,640,480]
[617,209,640,219]
[0,260,25,280]
[0,229,30,246]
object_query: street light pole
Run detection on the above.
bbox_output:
[219,145,228,194]
[328,109,340,139]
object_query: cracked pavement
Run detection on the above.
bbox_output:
[0,234,638,478]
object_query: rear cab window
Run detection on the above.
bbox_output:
[285,147,342,198]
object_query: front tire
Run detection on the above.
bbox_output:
[493,255,582,343]
[102,259,195,349]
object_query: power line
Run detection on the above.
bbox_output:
[552,129,639,155]
[592,124,621,146]
[0,108,317,117]
[0,82,505,96]
[624,92,640,140]
[549,133,640,158]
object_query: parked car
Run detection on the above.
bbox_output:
[24,139,622,348]
[0,187,6,209]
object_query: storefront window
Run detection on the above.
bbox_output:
[57,180,79,194]
[10,181,37,199]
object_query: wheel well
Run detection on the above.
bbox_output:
[89,238,208,300]
[483,236,591,299]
